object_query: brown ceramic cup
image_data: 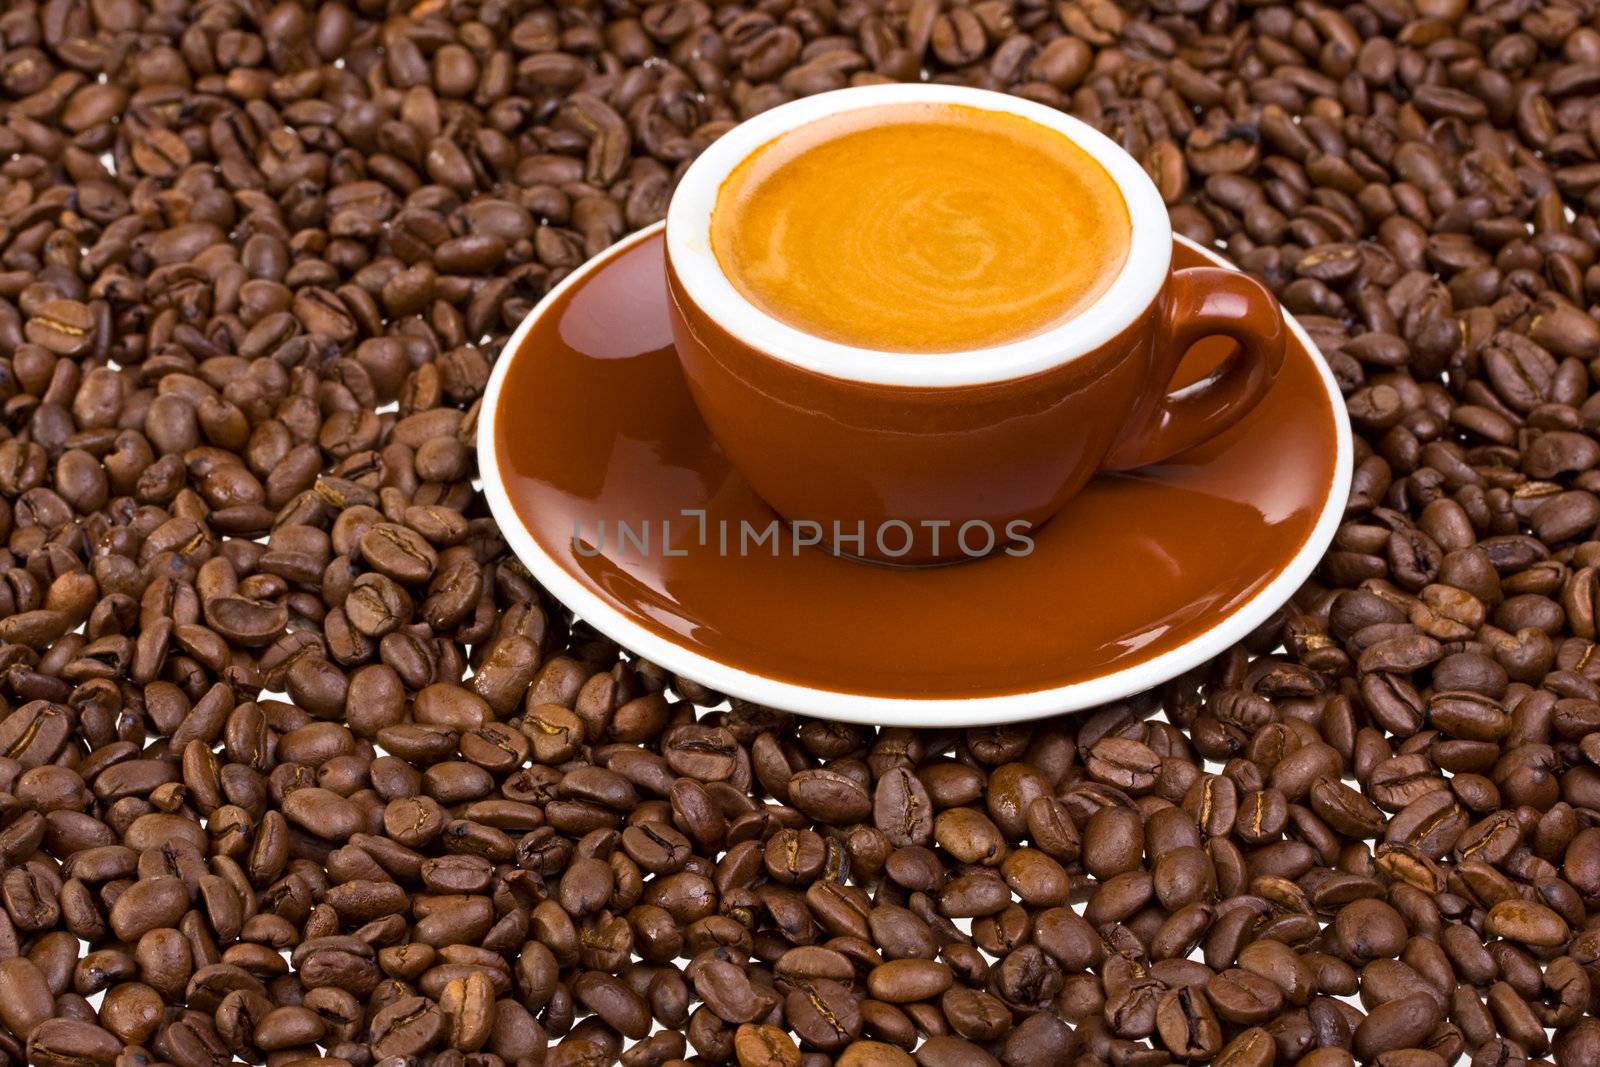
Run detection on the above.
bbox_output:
[666,85,1286,565]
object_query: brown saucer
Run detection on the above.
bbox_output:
[480,223,1351,725]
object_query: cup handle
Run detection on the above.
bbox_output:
[1102,267,1287,471]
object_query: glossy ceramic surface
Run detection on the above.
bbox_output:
[479,222,1352,726]
[665,84,1286,564]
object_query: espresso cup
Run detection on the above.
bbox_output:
[665,83,1286,565]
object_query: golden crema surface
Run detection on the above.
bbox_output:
[710,102,1132,353]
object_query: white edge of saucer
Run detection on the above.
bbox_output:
[477,220,1355,728]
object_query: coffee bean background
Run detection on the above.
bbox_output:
[4,1,1600,1066]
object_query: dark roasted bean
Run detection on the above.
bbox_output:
[0,9,1597,1067]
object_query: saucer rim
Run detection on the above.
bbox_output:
[478,220,1355,727]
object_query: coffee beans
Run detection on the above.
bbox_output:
[25,1019,123,1067]
[0,957,54,1044]
[2,2,1600,1066]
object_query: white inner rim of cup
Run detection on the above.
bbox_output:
[665,83,1173,388]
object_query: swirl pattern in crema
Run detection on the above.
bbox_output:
[710,102,1132,354]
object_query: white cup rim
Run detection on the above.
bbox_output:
[665,84,1173,389]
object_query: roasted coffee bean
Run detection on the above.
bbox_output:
[1157,985,1224,1059]
[369,995,443,1058]
[694,960,770,1026]
[736,1022,803,1067]
[874,766,934,848]
[1206,968,1285,1025]
[941,986,1013,1042]
[1214,1027,1276,1067]
[1355,992,1444,1060]
[786,979,862,1050]
[867,959,954,1003]
[0,956,56,1041]
[25,1019,122,1067]
[1485,899,1570,947]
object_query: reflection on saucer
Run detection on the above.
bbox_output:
[484,226,1348,719]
